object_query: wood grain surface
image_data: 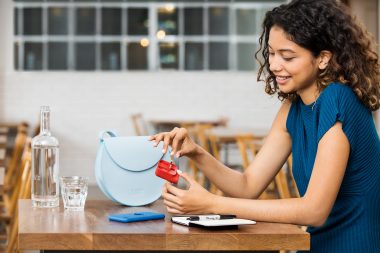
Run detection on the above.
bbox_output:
[18,199,309,251]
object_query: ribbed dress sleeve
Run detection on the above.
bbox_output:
[316,84,368,150]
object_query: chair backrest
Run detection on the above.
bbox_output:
[4,139,31,253]
[185,126,206,186]
[4,124,28,190]
[195,125,224,195]
[216,117,229,127]
[287,154,300,198]
[236,134,258,169]
[8,138,32,216]
[32,123,40,137]
[130,113,148,136]
[194,124,214,153]
[236,134,291,199]
[18,140,32,199]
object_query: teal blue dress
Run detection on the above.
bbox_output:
[286,83,380,252]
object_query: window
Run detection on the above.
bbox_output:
[101,43,121,70]
[75,43,96,70]
[48,7,68,35]
[14,0,284,72]
[75,8,96,35]
[102,8,122,35]
[127,43,148,70]
[48,42,68,70]
[23,8,42,35]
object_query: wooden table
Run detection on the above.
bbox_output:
[18,199,309,251]
[205,127,269,165]
[206,127,269,143]
[0,127,9,135]
[149,117,228,133]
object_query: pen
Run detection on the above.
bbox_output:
[187,215,236,221]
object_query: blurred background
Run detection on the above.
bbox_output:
[0,0,378,187]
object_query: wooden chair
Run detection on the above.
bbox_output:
[0,138,31,221]
[3,124,28,193]
[185,126,206,187]
[0,138,31,252]
[286,154,300,198]
[130,113,149,136]
[216,116,229,127]
[207,133,224,195]
[32,123,40,137]
[235,134,291,199]
[198,125,244,195]
[184,124,222,194]
[8,144,31,253]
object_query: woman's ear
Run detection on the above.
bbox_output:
[318,50,333,70]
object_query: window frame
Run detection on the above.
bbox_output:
[14,1,283,72]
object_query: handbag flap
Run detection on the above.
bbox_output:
[103,136,165,172]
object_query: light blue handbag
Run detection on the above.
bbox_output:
[95,131,172,206]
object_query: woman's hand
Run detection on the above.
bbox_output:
[149,127,199,158]
[162,172,216,214]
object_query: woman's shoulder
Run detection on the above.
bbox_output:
[319,82,363,111]
[321,82,356,100]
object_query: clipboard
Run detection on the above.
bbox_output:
[171,216,256,229]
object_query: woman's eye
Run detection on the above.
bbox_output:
[268,52,275,56]
[283,57,295,61]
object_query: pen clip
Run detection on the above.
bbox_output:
[187,215,236,221]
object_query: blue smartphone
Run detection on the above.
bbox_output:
[108,212,165,223]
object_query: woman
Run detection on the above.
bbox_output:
[149,0,380,252]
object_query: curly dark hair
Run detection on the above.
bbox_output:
[255,0,380,111]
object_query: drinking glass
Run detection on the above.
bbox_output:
[60,176,88,211]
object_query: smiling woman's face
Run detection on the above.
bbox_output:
[268,26,320,96]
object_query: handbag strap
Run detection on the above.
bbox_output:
[99,131,180,166]
[99,130,118,142]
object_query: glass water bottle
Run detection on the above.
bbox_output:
[31,106,59,208]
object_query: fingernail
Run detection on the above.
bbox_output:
[153,142,157,146]
[176,152,180,158]
[162,149,166,153]
[170,151,174,155]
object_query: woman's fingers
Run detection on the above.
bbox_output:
[162,186,180,203]
[166,182,185,197]
[162,183,184,212]
[162,133,173,153]
[163,199,183,211]
[150,128,192,156]
[151,133,165,147]
[167,206,183,214]
[171,135,185,156]
[174,139,184,157]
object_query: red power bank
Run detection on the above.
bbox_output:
[155,160,180,184]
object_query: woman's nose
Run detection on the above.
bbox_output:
[269,58,283,73]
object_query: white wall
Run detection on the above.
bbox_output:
[1,0,379,184]
[1,73,280,183]
[0,0,280,184]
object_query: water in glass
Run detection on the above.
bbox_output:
[61,176,88,211]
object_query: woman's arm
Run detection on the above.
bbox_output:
[189,102,292,199]
[164,121,350,227]
[150,102,292,199]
